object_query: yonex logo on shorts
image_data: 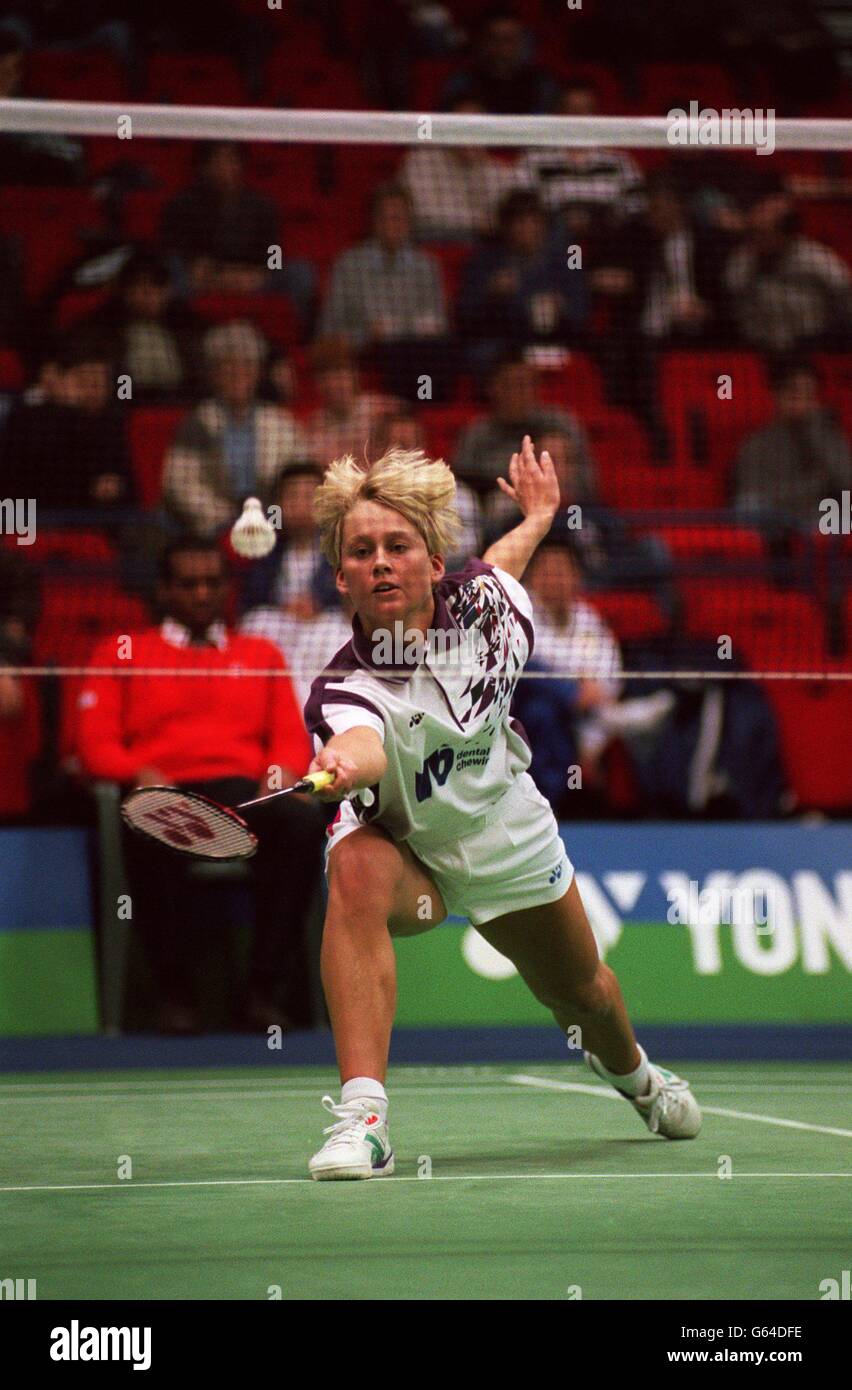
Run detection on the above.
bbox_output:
[548,863,564,885]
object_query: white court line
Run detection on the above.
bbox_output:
[0,1085,530,1103]
[1,1172,850,1195]
[1,1086,850,1108]
[509,1075,852,1139]
[1,1078,849,1096]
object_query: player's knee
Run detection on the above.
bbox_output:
[327,827,403,909]
[561,965,613,1021]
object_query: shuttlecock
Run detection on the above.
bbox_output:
[230,497,277,558]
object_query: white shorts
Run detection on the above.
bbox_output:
[324,771,574,927]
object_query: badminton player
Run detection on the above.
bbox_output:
[304,435,701,1179]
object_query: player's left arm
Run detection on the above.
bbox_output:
[481,434,560,582]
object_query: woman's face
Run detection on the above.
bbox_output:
[336,500,444,637]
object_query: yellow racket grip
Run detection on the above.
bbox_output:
[301,770,336,793]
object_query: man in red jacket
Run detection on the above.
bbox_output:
[76,536,327,1034]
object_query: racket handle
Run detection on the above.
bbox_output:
[299,770,336,793]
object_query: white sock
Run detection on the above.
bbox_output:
[341,1076,388,1121]
[594,1044,652,1098]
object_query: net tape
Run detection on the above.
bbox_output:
[3,100,852,150]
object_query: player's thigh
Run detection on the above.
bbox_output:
[326,824,446,937]
[475,877,601,1006]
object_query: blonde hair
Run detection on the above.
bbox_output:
[314,448,463,568]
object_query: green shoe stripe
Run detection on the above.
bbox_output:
[364,1132,385,1161]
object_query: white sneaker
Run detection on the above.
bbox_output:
[308,1096,395,1181]
[585,1051,702,1139]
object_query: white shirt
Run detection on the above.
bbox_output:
[532,599,622,692]
[520,147,644,215]
[304,559,535,854]
[240,605,354,712]
[401,147,525,239]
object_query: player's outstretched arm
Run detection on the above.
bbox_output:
[482,434,560,581]
[308,726,388,800]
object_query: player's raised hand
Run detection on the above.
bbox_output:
[496,435,560,525]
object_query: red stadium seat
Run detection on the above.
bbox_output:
[264,53,369,109]
[650,524,766,561]
[636,63,737,116]
[0,349,24,391]
[128,407,184,509]
[283,209,351,275]
[54,288,110,333]
[26,48,128,103]
[422,242,472,305]
[36,530,117,567]
[683,583,827,672]
[34,582,148,662]
[191,294,299,350]
[535,352,606,413]
[659,350,773,469]
[0,678,41,818]
[815,353,852,436]
[587,590,670,642]
[122,190,171,242]
[797,202,852,264]
[411,58,457,112]
[421,405,478,462]
[144,53,247,106]
[0,189,104,300]
[34,581,148,770]
[247,146,321,214]
[763,682,852,810]
[262,32,329,96]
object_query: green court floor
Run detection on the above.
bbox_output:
[2,1062,850,1301]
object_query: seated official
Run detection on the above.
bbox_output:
[75,537,327,1035]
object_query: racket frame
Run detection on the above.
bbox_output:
[120,786,259,861]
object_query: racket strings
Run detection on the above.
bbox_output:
[122,788,257,859]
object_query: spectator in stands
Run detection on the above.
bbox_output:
[512,540,622,816]
[371,408,483,568]
[240,460,337,615]
[76,536,327,1033]
[589,172,731,421]
[440,9,559,115]
[0,3,132,62]
[1,341,134,510]
[304,340,399,466]
[163,320,304,537]
[453,352,596,495]
[400,95,524,241]
[359,0,463,109]
[242,591,355,714]
[725,190,852,354]
[519,82,644,232]
[0,32,85,184]
[0,548,41,820]
[161,140,313,315]
[458,189,589,374]
[733,359,852,521]
[627,174,729,345]
[619,639,791,819]
[317,183,455,400]
[69,248,202,402]
[0,544,39,660]
[483,426,596,532]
